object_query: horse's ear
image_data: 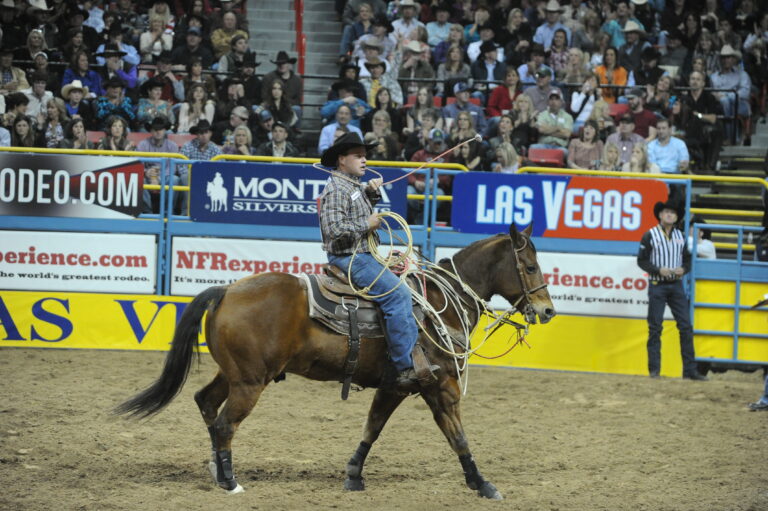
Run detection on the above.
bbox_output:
[509,223,519,240]
[522,223,533,237]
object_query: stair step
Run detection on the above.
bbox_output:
[717,169,765,178]
[253,9,296,21]
[695,194,764,207]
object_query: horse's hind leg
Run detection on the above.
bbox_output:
[344,388,407,491]
[211,381,266,494]
[420,379,503,500]
[194,371,229,478]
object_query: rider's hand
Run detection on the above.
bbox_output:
[367,178,383,192]
[367,214,381,231]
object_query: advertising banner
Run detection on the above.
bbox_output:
[189,162,408,226]
[0,153,144,218]
[0,230,156,294]
[436,247,665,319]
[450,173,668,241]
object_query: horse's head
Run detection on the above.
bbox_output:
[498,224,555,324]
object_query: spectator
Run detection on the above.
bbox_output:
[678,71,724,172]
[606,113,644,163]
[681,12,702,51]
[562,0,590,32]
[397,40,435,97]
[10,114,38,147]
[470,41,507,100]
[137,77,175,130]
[364,131,399,161]
[659,30,688,70]
[82,0,105,35]
[22,71,53,119]
[589,32,612,68]
[360,60,404,108]
[636,199,706,380]
[251,109,275,147]
[451,138,482,171]
[216,76,250,120]
[113,0,142,44]
[562,47,589,84]
[170,26,215,69]
[95,43,138,93]
[464,5,490,45]
[26,1,59,50]
[717,18,742,51]
[391,0,425,42]
[352,16,395,61]
[60,80,93,128]
[530,89,573,158]
[647,117,690,175]
[444,82,487,134]
[711,45,752,143]
[144,1,176,34]
[181,119,222,160]
[588,99,615,141]
[517,45,550,86]
[436,45,471,97]
[467,24,505,64]
[59,117,94,149]
[534,0,571,51]
[691,30,720,76]
[136,116,180,213]
[403,107,439,160]
[97,115,135,151]
[213,105,250,145]
[330,63,367,103]
[524,68,562,114]
[426,3,452,47]
[622,142,660,173]
[209,0,249,32]
[61,50,101,99]
[0,1,24,51]
[217,34,251,81]
[222,124,256,156]
[634,47,665,87]
[16,28,49,63]
[255,121,301,157]
[177,83,215,133]
[361,87,403,134]
[598,141,623,171]
[646,74,676,117]
[261,51,303,118]
[447,110,479,148]
[28,51,59,93]
[687,216,716,260]
[625,87,657,140]
[487,67,522,120]
[434,24,466,66]
[491,142,520,173]
[93,76,135,130]
[594,46,632,104]
[0,47,30,95]
[618,21,650,75]
[95,24,140,68]
[546,29,570,79]
[342,0,386,26]
[404,86,442,136]
[510,94,538,153]
[318,104,363,153]
[182,57,217,101]
[36,97,69,148]
[355,36,391,79]
[60,28,90,65]
[239,53,263,106]
[567,119,604,169]
[321,80,371,128]
[601,0,642,48]
[140,17,173,64]
[175,2,210,44]
[3,93,30,128]
[409,127,452,224]
[488,113,514,152]
[571,9,601,55]
[570,74,601,133]
[502,8,533,68]
[143,51,184,104]
[262,80,299,131]
[364,110,398,152]
[339,2,374,63]
[211,12,248,60]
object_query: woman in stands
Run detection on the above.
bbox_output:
[501,8,533,68]
[570,74,601,133]
[594,47,630,104]
[487,67,522,119]
[364,132,399,161]
[360,87,403,135]
[37,98,70,149]
[572,10,601,56]
[587,99,614,141]
[563,48,589,85]
[491,142,520,173]
[140,17,174,64]
[682,12,703,51]
[222,125,255,156]
[137,77,175,131]
[62,50,101,100]
[61,28,90,66]
[364,110,399,157]
[262,80,298,130]
[454,139,484,170]
[10,115,39,148]
[692,30,720,76]
[403,108,439,160]
[567,120,604,170]
[622,142,659,173]
[510,94,536,154]
[547,29,570,82]
[97,116,135,151]
[183,57,218,100]
[488,114,514,153]
[59,118,95,149]
[589,32,611,68]
[646,74,676,118]
[177,83,215,133]
[436,45,471,97]
[404,86,443,136]
[146,1,175,33]
[448,111,478,148]
[434,24,466,66]
[15,29,48,63]
[598,141,622,171]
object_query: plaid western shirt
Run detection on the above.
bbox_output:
[319,173,380,255]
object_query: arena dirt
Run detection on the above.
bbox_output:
[1,348,766,511]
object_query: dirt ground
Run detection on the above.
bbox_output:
[0,348,766,511]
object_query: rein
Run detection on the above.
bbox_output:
[509,235,549,321]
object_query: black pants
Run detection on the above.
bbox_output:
[646,280,697,376]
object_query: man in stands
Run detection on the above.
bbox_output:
[625,87,656,140]
[398,41,435,97]
[680,71,724,172]
[530,89,573,159]
[356,37,390,79]
[534,0,571,51]
[22,71,52,119]
[517,46,551,87]
[360,61,403,107]
[711,45,752,144]
[171,26,215,69]
[255,121,301,158]
[391,0,424,42]
[443,82,487,134]
[0,47,29,95]
[467,24,505,63]
[470,41,507,99]
[524,68,562,114]
[318,104,363,153]
[143,51,184,104]
[95,24,140,68]
[607,114,645,164]
[601,0,642,48]
[321,80,371,128]
[352,15,395,61]
[634,47,665,87]
[182,119,221,161]
[137,116,180,214]
[426,3,452,48]
[213,105,251,146]
[96,43,138,94]
[647,117,689,175]
[618,21,650,75]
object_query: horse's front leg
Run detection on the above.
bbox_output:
[420,378,503,500]
[344,387,407,491]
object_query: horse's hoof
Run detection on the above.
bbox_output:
[344,477,365,491]
[225,483,244,495]
[477,481,503,500]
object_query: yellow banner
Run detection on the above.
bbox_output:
[1,290,765,376]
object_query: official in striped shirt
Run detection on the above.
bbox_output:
[636,200,707,381]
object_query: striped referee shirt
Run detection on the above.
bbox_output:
[637,225,691,281]
[319,173,381,255]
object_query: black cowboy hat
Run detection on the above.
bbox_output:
[432,2,452,15]
[190,119,213,134]
[338,62,359,78]
[479,40,498,55]
[371,14,393,32]
[270,50,297,65]
[140,76,165,97]
[102,75,126,89]
[156,50,173,63]
[653,200,683,221]
[320,132,376,168]
[242,52,260,68]
[96,42,127,58]
[145,115,171,131]
[331,79,358,92]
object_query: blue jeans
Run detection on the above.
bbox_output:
[646,280,696,376]
[328,252,418,371]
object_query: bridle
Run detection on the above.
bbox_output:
[509,235,548,323]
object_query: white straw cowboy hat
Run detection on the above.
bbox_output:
[403,40,424,53]
[719,44,742,60]
[622,20,645,34]
[61,80,89,99]
[28,0,51,11]
[399,0,418,7]
[544,0,564,12]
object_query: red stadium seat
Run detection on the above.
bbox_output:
[86,130,105,143]
[404,94,417,107]
[169,134,195,147]
[527,147,565,167]
[433,96,443,107]
[608,102,630,120]
[445,97,457,105]
[127,132,151,144]
[468,97,482,106]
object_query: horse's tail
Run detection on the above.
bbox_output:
[115,286,227,418]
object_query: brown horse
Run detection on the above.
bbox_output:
[117,223,555,499]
